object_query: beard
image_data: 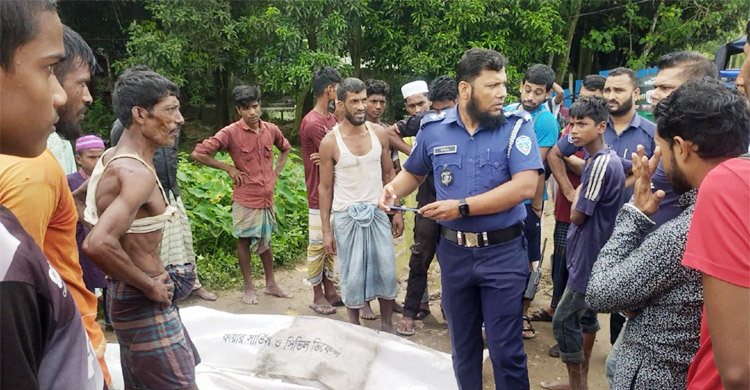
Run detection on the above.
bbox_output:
[667,154,692,195]
[467,90,506,129]
[522,100,542,112]
[55,105,85,141]
[345,111,366,126]
[609,96,634,116]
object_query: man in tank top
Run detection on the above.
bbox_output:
[318,77,403,332]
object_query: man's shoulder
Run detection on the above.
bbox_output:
[635,113,656,136]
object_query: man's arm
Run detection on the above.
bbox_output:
[190,148,248,187]
[552,82,565,105]
[529,146,552,215]
[419,169,537,221]
[564,155,584,176]
[373,126,403,237]
[82,162,173,305]
[318,134,337,255]
[387,126,412,155]
[274,148,290,178]
[570,185,586,225]
[703,275,750,390]
[548,144,577,203]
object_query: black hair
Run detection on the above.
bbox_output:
[366,78,390,97]
[312,66,341,97]
[456,48,507,84]
[653,77,750,159]
[0,0,57,71]
[233,85,261,108]
[581,74,606,93]
[607,67,638,89]
[522,64,555,91]
[428,75,457,102]
[337,77,366,101]
[112,66,180,128]
[569,96,609,124]
[657,51,718,80]
[54,25,97,81]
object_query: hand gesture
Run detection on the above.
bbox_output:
[228,166,249,187]
[631,144,664,217]
[392,212,404,238]
[378,184,398,212]
[146,272,174,307]
[419,199,460,221]
[322,231,337,255]
[310,152,321,166]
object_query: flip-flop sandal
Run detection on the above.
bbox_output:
[529,308,554,322]
[522,315,536,339]
[309,304,336,315]
[396,321,416,336]
[415,308,432,321]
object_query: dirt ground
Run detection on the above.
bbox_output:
[103,201,612,389]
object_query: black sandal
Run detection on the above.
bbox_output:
[522,315,536,339]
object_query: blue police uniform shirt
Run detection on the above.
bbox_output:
[557,112,655,201]
[505,103,559,205]
[566,147,625,294]
[403,106,544,233]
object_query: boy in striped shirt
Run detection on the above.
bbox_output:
[545,96,625,390]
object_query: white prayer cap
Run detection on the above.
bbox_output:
[401,80,429,99]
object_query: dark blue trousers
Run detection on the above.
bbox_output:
[437,234,530,390]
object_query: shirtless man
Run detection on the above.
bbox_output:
[319,77,403,332]
[81,67,199,389]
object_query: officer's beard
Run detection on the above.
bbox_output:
[467,90,506,129]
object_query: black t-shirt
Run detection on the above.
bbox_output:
[396,112,436,206]
[0,206,104,390]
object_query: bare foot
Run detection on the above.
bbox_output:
[193,287,217,301]
[393,301,403,314]
[325,292,343,306]
[380,322,394,333]
[360,302,378,320]
[243,290,258,305]
[264,285,293,298]
[540,381,570,390]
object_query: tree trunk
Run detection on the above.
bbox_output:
[349,14,362,78]
[638,0,664,63]
[553,0,583,83]
[214,68,230,130]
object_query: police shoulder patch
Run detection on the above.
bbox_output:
[515,135,532,156]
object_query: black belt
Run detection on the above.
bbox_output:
[441,224,523,248]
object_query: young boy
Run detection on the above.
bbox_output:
[543,96,625,390]
[191,85,292,304]
[67,135,109,324]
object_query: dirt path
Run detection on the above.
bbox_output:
[103,202,612,389]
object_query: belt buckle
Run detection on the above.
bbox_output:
[463,232,479,248]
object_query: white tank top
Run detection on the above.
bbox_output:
[332,123,383,212]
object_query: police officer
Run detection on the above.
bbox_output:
[379,48,542,389]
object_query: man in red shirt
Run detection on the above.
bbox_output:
[192,85,292,304]
[682,24,750,389]
[300,67,343,315]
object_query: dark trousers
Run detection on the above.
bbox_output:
[438,234,530,390]
[403,213,440,319]
[610,312,626,345]
[550,221,570,308]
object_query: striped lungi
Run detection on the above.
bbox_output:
[159,193,202,289]
[108,279,200,389]
[231,202,276,254]
[307,209,336,286]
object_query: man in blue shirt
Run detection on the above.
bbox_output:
[380,48,542,389]
[506,64,560,339]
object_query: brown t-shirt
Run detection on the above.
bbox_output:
[300,109,337,209]
[194,119,291,208]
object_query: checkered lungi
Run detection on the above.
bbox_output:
[159,193,202,289]
[231,202,276,254]
[108,279,200,389]
[307,209,336,286]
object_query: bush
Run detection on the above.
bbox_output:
[177,150,309,288]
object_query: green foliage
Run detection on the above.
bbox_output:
[176,150,309,288]
[80,97,116,143]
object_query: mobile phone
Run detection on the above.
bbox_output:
[388,205,420,212]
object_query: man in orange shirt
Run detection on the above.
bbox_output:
[0,22,110,384]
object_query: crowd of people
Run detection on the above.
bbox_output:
[1,1,748,389]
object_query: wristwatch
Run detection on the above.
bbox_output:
[458,198,470,217]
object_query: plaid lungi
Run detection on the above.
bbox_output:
[109,279,200,389]
[231,202,276,254]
